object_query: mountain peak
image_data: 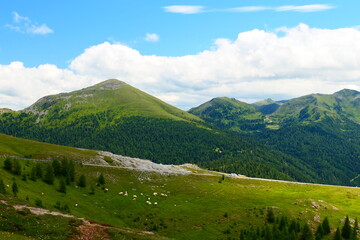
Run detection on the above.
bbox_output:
[333,89,360,98]
[88,79,126,91]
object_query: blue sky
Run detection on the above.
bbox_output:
[1,1,360,110]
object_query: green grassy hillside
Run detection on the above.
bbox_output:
[189,97,265,132]
[0,133,97,160]
[1,157,360,240]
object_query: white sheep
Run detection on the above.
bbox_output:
[153,192,158,196]
[124,191,128,196]
[146,201,152,205]
[154,202,158,206]
[133,195,137,198]
[118,192,124,195]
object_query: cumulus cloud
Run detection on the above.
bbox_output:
[5,12,53,35]
[163,5,205,14]
[144,33,160,42]
[1,24,360,110]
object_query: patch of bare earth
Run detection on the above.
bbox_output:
[2,200,154,240]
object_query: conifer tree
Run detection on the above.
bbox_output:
[322,217,331,235]
[68,160,75,182]
[3,158,12,171]
[342,216,352,239]
[264,225,273,240]
[97,173,105,185]
[30,166,37,181]
[35,163,43,178]
[267,208,275,223]
[315,223,324,240]
[12,159,22,175]
[52,160,61,176]
[351,218,358,240]
[12,181,18,197]
[300,223,313,240]
[78,174,86,188]
[44,163,55,185]
[334,227,342,240]
[58,178,67,194]
[0,178,6,194]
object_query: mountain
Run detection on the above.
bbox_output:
[23,79,200,123]
[252,98,283,115]
[188,97,265,132]
[191,89,360,186]
[0,80,314,182]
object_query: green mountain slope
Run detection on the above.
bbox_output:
[191,89,360,186]
[24,79,200,123]
[269,89,360,124]
[189,97,265,132]
[252,98,282,115]
[0,80,315,183]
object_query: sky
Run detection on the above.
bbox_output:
[1,0,360,110]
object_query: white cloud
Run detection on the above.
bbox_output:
[5,12,54,35]
[145,33,160,42]
[164,4,336,14]
[276,4,335,12]
[163,5,205,14]
[1,24,360,110]
[228,6,270,12]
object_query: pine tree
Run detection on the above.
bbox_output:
[12,159,22,175]
[58,178,67,194]
[316,223,324,240]
[267,208,275,223]
[97,173,105,185]
[12,181,18,197]
[300,223,313,240]
[35,163,43,178]
[334,227,342,240]
[68,160,75,182]
[342,216,352,239]
[322,217,331,235]
[44,164,55,185]
[78,174,86,188]
[0,178,6,194]
[264,225,273,240]
[351,218,358,240]
[52,160,61,176]
[30,166,37,181]
[3,158,12,171]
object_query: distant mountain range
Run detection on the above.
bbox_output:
[1,79,360,186]
[190,89,360,186]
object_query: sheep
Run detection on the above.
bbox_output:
[133,195,137,198]
[118,192,124,195]
[154,202,158,206]
[146,201,152,205]
[75,203,78,207]
[153,192,158,196]
[124,191,128,196]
